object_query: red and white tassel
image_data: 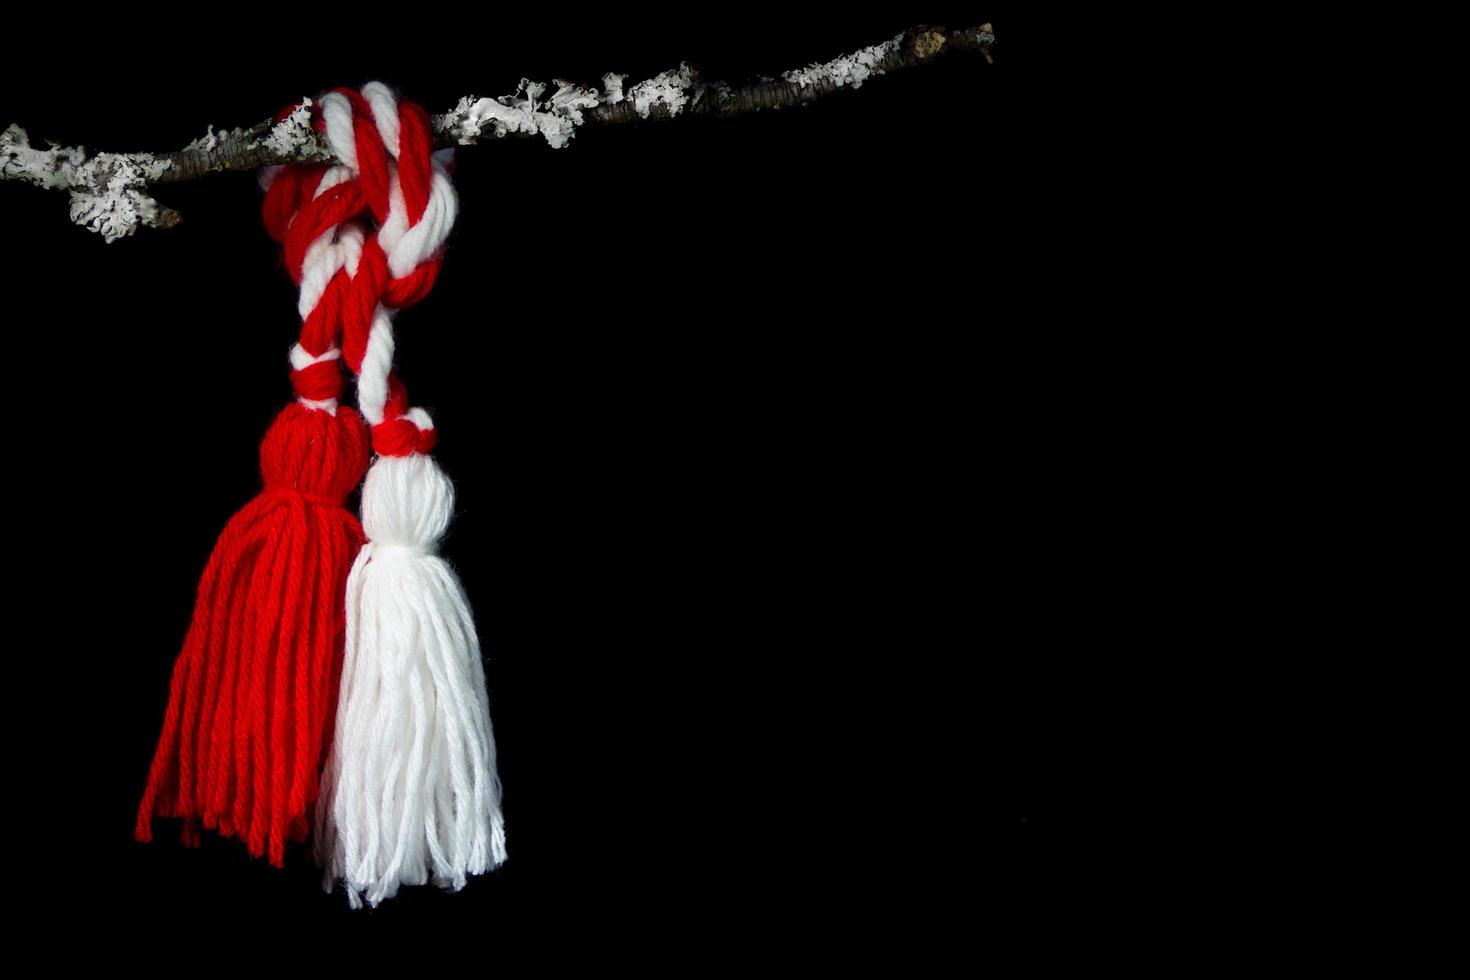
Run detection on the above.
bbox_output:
[138,83,507,907]
[300,82,508,907]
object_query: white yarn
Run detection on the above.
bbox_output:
[287,83,502,908]
[288,343,340,370]
[352,160,455,427]
[380,165,458,279]
[356,305,396,427]
[299,217,363,319]
[314,453,508,908]
[319,92,360,171]
[361,81,402,158]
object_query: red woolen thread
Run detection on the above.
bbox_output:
[136,83,451,870]
[134,406,370,866]
[325,89,444,457]
[134,91,378,865]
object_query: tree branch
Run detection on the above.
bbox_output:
[1,23,994,242]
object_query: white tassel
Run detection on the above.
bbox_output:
[315,452,507,909]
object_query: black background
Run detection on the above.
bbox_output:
[4,9,1045,942]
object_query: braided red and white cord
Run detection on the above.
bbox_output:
[263,82,507,907]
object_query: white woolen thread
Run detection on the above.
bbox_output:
[356,305,396,427]
[314,454,508,909]
[380,165,458,279]
[288,344,341,370]
[361,81,402,158]
[298,219,360,319]
[319,92,360,171]
[352,166,454,426]
[298,166,358,315]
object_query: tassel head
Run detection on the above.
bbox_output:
[260,402,371,502]
[360,449,452,548]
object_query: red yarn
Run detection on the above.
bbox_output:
[137,83,450,867]
[373,372,437,456]
[135,406,370,866]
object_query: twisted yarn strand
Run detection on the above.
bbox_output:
[263,81,507,908]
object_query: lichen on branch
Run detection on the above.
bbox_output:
[1,22,994,241]
[2,124,176,242]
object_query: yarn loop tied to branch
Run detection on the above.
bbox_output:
[262,83,458,457]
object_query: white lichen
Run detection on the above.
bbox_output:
[67,154,163,242]
[432,62,726,148]
[182,123,251,153]
[259,98,317,156]
[601,72,627,105]
[547,79,601,130]
[2,123,85,189]
[184,124,220,153]
[2,124,170,242]
[629,62,696,119]
[439,77,606,150]
[783,32,904,90]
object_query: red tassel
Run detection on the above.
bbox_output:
[135,403,370,867]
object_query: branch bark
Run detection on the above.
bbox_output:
[1,23,994,242]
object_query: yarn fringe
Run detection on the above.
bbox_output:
[314,453,507,908]
[135,404,370,866]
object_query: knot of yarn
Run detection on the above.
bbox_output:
[261,81,455,456]
[259,403,371,503]
[370,541,436,561]
[289,342,344,410]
